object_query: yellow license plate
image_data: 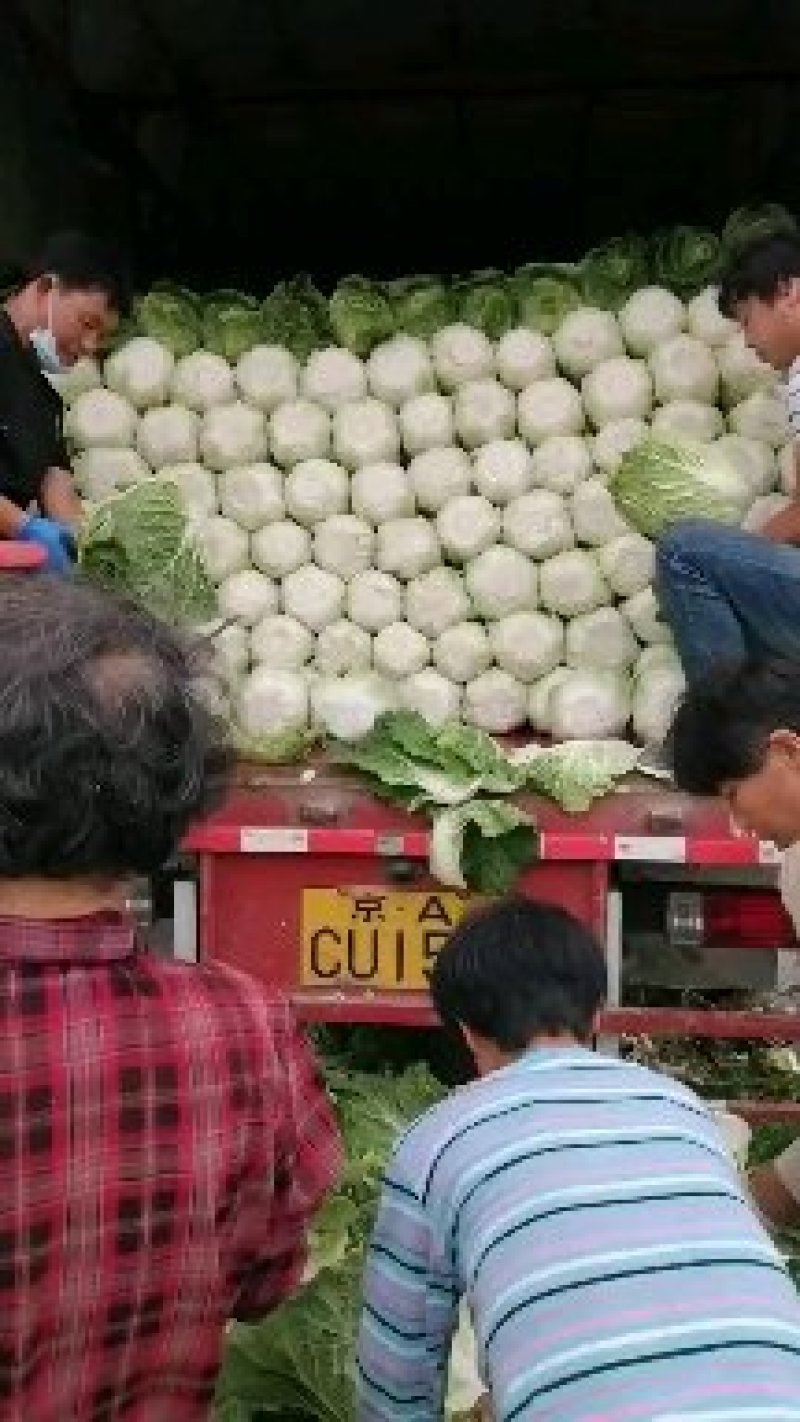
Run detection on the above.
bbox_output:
[301,888,474,991]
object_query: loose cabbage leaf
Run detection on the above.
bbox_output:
[510,738,641,812]
[433,722,525,794]
[214,1402,255,1422]
[307,1196,360,1277]
[78,479,217,624]
[219,1259,361,1422]
[431,799,537,892]
[332,710,525,806]
[609,435,752,539]
[327,1062,444,1208]
[333,737,482,810]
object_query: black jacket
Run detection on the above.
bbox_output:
[0,312,69,509]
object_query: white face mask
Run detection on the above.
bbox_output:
[30,286,65,375]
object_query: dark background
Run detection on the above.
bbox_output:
[3,0,800,290]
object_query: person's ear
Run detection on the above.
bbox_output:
[768,729,800,764]
[460,1023,478,1059]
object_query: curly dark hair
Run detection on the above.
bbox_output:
[0,573,232,877]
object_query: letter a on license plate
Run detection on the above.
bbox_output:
[301,888,473,991]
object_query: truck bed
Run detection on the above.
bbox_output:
[188,757,767,869]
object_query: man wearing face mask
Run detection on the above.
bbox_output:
[0,231,128,572]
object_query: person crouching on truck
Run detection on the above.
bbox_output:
[669,658,800,1235]
[0,573,341,1421]
[657,234,800,683]
[0,231,128,572]
[357,895,800,1422]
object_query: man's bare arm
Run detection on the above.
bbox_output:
[41,467,83,531]
[0,494,28,538]
[748,1160,800,1231]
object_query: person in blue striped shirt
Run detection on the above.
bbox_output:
[357,897,800,1421]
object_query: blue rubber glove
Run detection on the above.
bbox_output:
[19,516,75,573]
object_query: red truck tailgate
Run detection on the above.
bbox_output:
[184,763,774,1024]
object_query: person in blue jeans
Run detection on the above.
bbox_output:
[657,235,800,682]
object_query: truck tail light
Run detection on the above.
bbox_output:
[667,890,796,951]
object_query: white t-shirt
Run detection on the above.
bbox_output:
[783,360,800,441]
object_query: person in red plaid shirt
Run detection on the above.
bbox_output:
[0,573,342,1421]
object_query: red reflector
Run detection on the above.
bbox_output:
[704,892,795,949]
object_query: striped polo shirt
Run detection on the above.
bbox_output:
[357,1046,800,1420]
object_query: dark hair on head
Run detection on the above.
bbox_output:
[430,896,606,1050]
[668,659,800,797]
[718,235,800,318]
[0,573,231,878]
[25,230,131,317]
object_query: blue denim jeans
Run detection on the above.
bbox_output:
[656,519,800,683]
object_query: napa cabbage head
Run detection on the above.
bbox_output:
[261,276,331,361]
[609,435,753,539]
[133,282,200,357]
[201,290,265,362]
[511,266,582,334]
[329,276,394,356]
[650,225,721,296]
[78,478,217,624]
[579,235,649,310]
[386,274,453,338]
[453,269,516,338]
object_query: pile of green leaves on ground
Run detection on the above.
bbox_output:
[627,1033,800,1105]
[78,478,217,625]
[215,1061,462,1422]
